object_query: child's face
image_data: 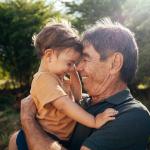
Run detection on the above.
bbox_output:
[48,48,81,76]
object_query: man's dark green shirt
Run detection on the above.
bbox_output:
[69,89,150,150]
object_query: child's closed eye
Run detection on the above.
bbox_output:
[67,63,73,67]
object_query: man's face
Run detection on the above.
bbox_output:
[77,44,112,96]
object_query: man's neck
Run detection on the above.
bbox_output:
[91,79,127,104]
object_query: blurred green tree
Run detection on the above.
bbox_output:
[123,0,150,88]
[64,0,125,32]
[0,0,61,88]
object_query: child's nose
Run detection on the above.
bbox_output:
[68,64,75,72]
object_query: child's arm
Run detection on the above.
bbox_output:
[69,65,82,102]
[52,95,118,128]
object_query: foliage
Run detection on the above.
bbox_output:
[0,0,61,88]
[0,93,16,109]
[64,0,126,32]
[123,0,150,87]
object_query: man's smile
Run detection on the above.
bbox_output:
[81,76,88,80]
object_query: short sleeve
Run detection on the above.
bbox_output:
[82,108,150,150]
[31,73,67,107]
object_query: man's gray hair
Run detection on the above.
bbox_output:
[82,18,139,84]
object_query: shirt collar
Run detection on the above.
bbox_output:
[105,88,133,105]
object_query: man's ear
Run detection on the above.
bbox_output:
[110,52,123,75]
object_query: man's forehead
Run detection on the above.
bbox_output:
[83,44,92,55]
[83,44,100,59]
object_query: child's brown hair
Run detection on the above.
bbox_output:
[33,19,83,57]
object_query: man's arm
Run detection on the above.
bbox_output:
[20,96,67,150]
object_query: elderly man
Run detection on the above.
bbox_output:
[9,19,150,150]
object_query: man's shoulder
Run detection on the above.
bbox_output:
[118,98,150,116]
[109,98,150,139]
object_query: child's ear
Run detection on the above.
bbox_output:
[44,49,54,62]
[110,52,123,75]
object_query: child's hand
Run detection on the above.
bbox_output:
[68,64,82,101]
[95,108,118,128]
[68,64,79,78]
[68,64,77,75]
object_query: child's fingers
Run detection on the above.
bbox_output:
[104,108,118,115]
[104,108,116,113]
[105,116,116,121]
[103,111,118,118]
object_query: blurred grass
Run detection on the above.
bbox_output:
[0,107,20,150]
[0,92,21,150]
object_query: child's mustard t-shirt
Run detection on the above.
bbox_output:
[30,72,76,140]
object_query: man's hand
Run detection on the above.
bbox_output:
[20,95,36,125]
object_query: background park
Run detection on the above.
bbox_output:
[0,0,150,149]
